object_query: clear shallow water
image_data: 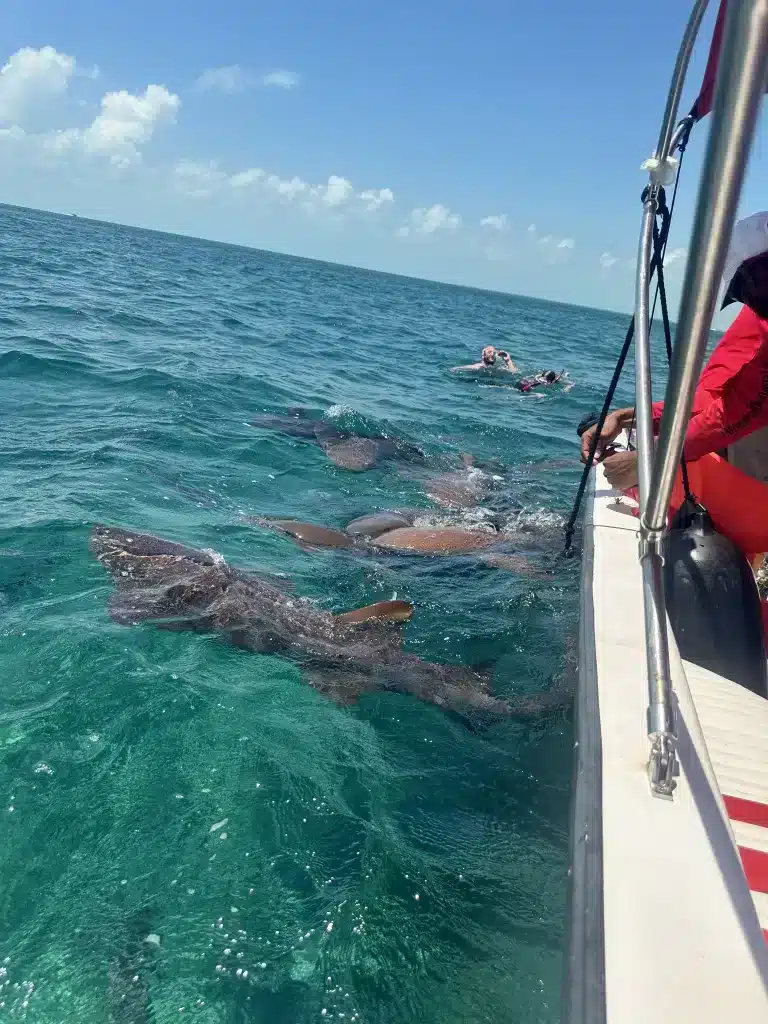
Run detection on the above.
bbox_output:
[0,204,637,1023]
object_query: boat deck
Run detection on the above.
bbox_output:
[581,460,768,1021]
[686,660,768,941]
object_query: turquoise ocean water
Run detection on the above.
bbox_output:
[0,203,642,1023]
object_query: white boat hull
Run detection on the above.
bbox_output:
[566,461,768,1022]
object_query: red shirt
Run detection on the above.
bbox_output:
[651,306,768,460]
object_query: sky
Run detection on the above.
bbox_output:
[1,0,766,323]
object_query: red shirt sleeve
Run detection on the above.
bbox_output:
[650,306,768,450]
[652,399,664,433]
[682,334,768,460]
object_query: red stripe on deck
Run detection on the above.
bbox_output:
[739,846,768,894]
[723,795,768,829]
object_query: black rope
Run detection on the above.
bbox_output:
[561,201,669,553]
[563,120,693,555]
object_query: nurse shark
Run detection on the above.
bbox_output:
[251,409,426,471]
[90,525,560,724]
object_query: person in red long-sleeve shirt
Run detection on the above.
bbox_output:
[581,211,768,490]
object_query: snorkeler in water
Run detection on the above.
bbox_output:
[451,346,519,374]
[515,369,569,393]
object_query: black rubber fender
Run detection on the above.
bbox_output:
[663,499,767,698]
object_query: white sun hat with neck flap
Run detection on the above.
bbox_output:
[721,211,768,308]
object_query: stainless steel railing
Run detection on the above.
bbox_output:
[635,0,768,798]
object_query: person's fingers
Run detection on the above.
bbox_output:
[580,428,596,461]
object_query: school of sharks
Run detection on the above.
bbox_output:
[89,404,575,1022]
[93,406,572,730]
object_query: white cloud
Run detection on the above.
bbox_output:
[196,66,301,93]
[359,187,394,212]
[527,223,536,233]
[83,85,180,165]
[195,65,246,93]
[0,125,26,142]
[265,173,308,200]
[168,158,394,218]
[0,46,76,124]
[310,174,354,207]
[599,251,618,268]
[231,168,392,214]
[174,159,228,196]
[398,204,461,237]
[535,232,575,252]
[480,214,509,232]
[0,46,178,168]
[42,127,80,154]
[666,247,687,264]
[0,46,387,224]
[229,167,265,188]
[262,70,300,89]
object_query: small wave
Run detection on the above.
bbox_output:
[106,309,166,330]
[504,507,566,534]
[20,300,90,320]
[325,403,353,419]
[413,507,500,533]
[0,688,69,727]
[0,349,94,379]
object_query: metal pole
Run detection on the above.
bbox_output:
[654,0,711,165]
[668,115,695,159]
[637,0,768,798]
[645,0,768,534]
[633,191,679,797]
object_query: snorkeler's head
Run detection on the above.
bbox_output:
[543,370,558,383]
[722,212,768,316]
[482,346,497,366]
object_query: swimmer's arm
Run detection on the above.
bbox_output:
[498,351,519,372]
[451,361,484,372]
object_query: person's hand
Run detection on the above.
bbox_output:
[580,411,623,463]
[602,451,639,491]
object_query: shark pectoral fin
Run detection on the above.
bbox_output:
[303,670,373,705]
[334,599,414,626]
[258,519,354,550]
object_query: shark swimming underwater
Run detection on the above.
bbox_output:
[251,409,426,471]
[89,525,532,723]
[107,908,159,1024]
